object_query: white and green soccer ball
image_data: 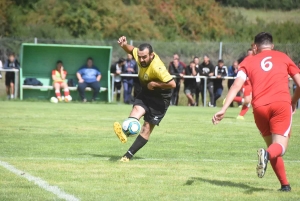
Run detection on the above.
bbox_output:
[122,118,141,136]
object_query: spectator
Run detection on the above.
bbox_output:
[52,60,70,102]
[199,55,215,107]
[227,60,240,107]
[123,54,137,104]
[0,59,3,79]
[193,57,202,106]
[4,53,20,99]
[213,59,228,107]
[111,58,125,102]
[169,58,184,105]
[77,57,101,102]
[184,61,197,106]
[169,53,186,69]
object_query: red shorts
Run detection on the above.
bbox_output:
[253,101,292,137]
[242,82,252,97]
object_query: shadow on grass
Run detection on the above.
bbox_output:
[184,177,269,194]
[79,153,144,162]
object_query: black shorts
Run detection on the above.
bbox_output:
[5,72,15,86]
[133,91,170,125]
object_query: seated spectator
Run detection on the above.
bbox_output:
[76,57,101,102]
[123,54,137,104]
[52,60,70,102]
[111,58,125,103]
[184,61,197,106]
[4,53,20,99]
[199,55,214,107]
[169,58,184,105]
[213,59,228,107]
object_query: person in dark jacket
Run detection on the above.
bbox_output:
[4,53,20,99]
[111,58,125,102]
[184,61,197,106]
[213,59,228,107]
[123,54,137,104]
[199,55,215,107]
[169,59,184,105]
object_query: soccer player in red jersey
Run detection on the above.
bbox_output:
[226,48,254,119]
[212,32,300,191]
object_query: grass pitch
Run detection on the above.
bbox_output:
[0,101,300,201]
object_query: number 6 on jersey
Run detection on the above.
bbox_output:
[261,56,273,71]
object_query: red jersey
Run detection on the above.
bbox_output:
[239,50,299,108]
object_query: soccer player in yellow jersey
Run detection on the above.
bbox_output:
[114,36,176,162]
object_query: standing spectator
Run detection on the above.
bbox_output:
[199,55,215,107]
[169,53,186,69]
[77,57,101,102]
[213,59,228,107]
[184,61,197,106]
[52,60,70,102]
[0,59,3,79]
[123,54,137,104]
[227,60,240,107]
[111,58,125,103]
[4,53,20,99]
[169,59,184,105]
[193,57,202,106]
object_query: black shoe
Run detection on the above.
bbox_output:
[256,148,269,178]
[278,185,291,192]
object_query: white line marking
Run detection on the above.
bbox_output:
[0,160,80,201]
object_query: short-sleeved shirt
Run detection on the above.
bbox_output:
[132,48,173,98]
[52,70,67,83]
[238,50,300,108]
[77,66,101,83]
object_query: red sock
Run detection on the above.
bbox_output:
[233,97,242,103]
[267,143,283,160]
[55,91,61,98]
[270,157,289,185]
[239,105,249,116]
[64,90,70,97]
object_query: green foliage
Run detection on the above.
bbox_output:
[4,0,300,42]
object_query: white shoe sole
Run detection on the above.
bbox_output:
[256,148,267,178]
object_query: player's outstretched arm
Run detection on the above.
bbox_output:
[212,77,244,125]
[118,36,135,54]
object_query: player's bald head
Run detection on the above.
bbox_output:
[138,43,153,54]
[254,32,273,48]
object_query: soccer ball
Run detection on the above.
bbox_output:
[122,118,141,136]
[50,97,58,103]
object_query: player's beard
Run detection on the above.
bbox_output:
[141,58,153,67]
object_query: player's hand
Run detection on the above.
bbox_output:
[147,81,156,90]
[118,36,127,47]
[79,79,84,83]
[60,66,64,71]
[292,102,297,114]
[212,110,225,125]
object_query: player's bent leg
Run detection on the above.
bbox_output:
[121,122,155,162]
[114,105,146,144]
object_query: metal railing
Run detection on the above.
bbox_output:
[110,73,235,107]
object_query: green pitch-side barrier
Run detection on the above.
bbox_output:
[19,43,112,102]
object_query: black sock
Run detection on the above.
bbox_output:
[124,135,148,159]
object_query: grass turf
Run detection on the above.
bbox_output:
[0,101,300,201]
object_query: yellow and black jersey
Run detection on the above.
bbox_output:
[132,48,173,98]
